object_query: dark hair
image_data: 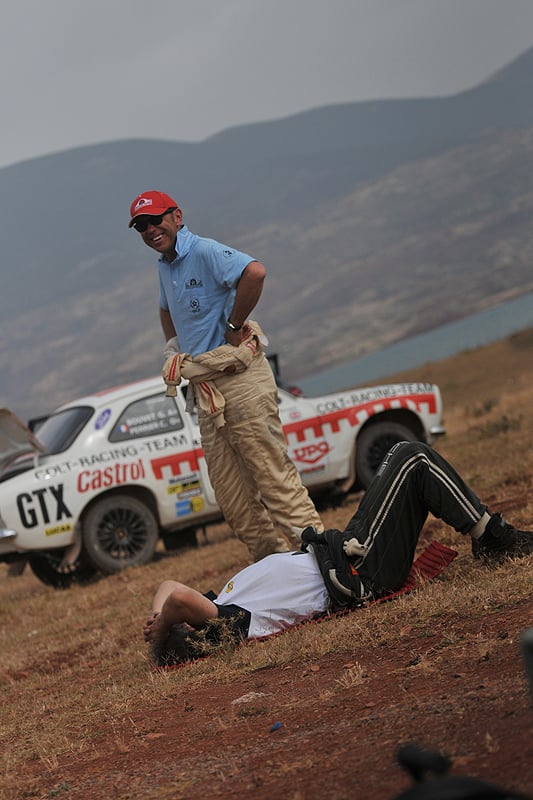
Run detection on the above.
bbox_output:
[150,624,207,667]
[150,615,247,667]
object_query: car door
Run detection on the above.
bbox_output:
[177,382,218,507]
[107,389,218,528]
[276,390,338,489]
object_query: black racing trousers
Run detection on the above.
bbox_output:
[343,442,487,597]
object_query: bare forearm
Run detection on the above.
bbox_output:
[227,260,266,328]
[144,580,219,643]
[151,580,181,615]
[225,260,266,344]
[160,308,177,342]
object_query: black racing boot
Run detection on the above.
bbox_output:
[472,512,533,562]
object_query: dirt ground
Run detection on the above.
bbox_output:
[4,331,533,800]
[16,594,533,800]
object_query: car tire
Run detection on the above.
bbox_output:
[355,421,417,489]
[28,550,99,589]
[82,495,159,574]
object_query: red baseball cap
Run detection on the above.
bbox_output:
[128,190,178,227]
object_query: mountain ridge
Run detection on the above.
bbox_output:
[2,46,533,419]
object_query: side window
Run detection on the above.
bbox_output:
[109,394,184,442]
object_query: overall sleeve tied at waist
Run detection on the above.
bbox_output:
[162,321,266,428]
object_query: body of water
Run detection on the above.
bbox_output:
[298,291,533,395]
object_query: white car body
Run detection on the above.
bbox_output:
[0,375,444,586]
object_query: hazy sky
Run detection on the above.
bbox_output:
[2,0,533,169]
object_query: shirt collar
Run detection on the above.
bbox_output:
[159,224,194,265]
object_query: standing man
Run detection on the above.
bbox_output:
[129,190,323,560]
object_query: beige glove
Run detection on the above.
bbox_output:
[163,336,180,360]
[162,353,184,397]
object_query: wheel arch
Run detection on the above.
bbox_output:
[352,409,428,490]
[357,407,427,442]
[79,485,162,532]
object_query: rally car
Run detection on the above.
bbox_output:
[0,376,445,587]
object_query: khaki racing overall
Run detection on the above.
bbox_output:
[163,325,323,560]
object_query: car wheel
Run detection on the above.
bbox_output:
[355,421,417,489]
[82,495,158,574]
[28,550,99,589]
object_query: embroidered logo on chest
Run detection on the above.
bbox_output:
[185,278,203,289]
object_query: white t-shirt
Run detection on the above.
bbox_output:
[215,551,329,638]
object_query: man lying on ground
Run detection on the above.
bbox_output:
[143,442,533,666]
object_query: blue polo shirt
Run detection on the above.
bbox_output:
[158,225,255,356]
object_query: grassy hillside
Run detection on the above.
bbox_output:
[2,46,533,420]
[1,330,532,798]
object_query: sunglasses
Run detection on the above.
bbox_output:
[132,208,177,233]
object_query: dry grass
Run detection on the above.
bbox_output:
[1,329,532,797]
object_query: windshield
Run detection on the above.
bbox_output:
[36,406,94,454]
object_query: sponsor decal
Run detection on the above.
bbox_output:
[78,446,138,465]
[95,409,111,430]
[33,438,190,481]
[293,441,331,464]
[34,446,139,479]
[134,197,153,212]
[315,384,436,414]
[166,479,202,498]
[35,460,80,479]
[175,499,191,517]
[174,495,205,517]
[191,496,204,513]
[169,471,196,483]
[142,434,187,453]
[284,388,438,444]
[45,523,73,537]
[16,484,72,529]
[151,451,200,480]
[77,460,146,493]
[224,581,234,593]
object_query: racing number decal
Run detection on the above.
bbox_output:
[16,484,72,529]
